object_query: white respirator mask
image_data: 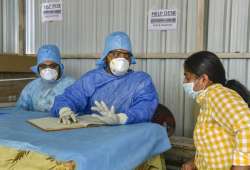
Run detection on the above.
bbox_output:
[40,68,58,81]
[109,58,130,76]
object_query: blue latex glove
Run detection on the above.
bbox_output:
[91,101,128,125]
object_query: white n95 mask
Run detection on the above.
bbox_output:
[40,68,58,81]
[183,82,200,99]
[109,58,129,76]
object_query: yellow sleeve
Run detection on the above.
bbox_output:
[209,87,250,165]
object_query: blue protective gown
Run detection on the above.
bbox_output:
[16,44,75,112]
[51,68,159,124]
[16,75,75,112]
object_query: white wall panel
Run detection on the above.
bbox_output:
[247,60,250,88]
[147,0,164,53]
[228,59,248,85]
[0,0,3,52]
[130,0,147,54]
[208,0,250,52]
[25,0,197,55]
[62,59,97,78]
[2,0,19,53]
[162,59,186,135]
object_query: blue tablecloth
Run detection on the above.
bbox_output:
[0,107,171,170]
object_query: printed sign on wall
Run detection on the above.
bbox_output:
[42,0,63,22]
[148,9,177,31]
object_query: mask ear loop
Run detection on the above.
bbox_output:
[194,75,210,106]
[194,74,207,92]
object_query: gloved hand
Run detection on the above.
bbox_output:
[91,101,128,125]
[59,107,78,124]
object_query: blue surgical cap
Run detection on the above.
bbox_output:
[31,44,64,73]
[96,32,136,67]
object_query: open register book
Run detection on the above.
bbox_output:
[27,115,106,132]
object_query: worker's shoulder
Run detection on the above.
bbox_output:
[21,78,41,92]
[206,83,244,104]
[78,68,152,82]
[60,75,76,83]
[25,78,40,87]
[79,68,103,79]
[56,76,75,87]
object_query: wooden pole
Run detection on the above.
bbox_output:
[196,0,206,51]
[18,0,25,55]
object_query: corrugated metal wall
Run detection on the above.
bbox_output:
[206,0,250,119]
[207,0,250,52]
[0,0,2,52]
[25,0,197,54]
[22,0,250,137]
[1,0,19,53]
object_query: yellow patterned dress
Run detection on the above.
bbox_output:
[194,84,250,170]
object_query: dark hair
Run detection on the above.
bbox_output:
[151,104,176,137]
[226,80,250,107]
[184,51,250,107]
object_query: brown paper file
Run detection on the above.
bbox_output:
[27,115,106,132]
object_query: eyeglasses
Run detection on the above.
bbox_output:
[108,50,132,59]
[38,63,59,70]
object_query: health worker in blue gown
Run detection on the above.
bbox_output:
[51,32,159,125]
[16,44,75,112]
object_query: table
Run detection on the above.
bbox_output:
[0,107,171,170]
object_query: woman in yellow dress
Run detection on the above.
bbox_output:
[181,51,250,170]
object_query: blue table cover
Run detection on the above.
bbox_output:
[0,107,171,170]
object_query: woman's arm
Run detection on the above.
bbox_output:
[181,157,197,170]
[210,88,250,167]
[231,166,250,170]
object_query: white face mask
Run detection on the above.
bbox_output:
[183,82,198,99]
[183,81,204,99]
[40,68,58,81]
[109,58,129,76]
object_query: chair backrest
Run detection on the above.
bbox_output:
[151,104,176,137]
